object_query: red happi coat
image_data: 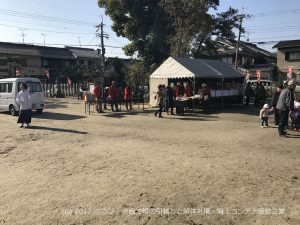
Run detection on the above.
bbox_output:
[124,87,132,100]
[109,85,119,99]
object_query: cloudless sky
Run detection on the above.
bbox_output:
[0,0,300,57]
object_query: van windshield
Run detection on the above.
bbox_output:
[26,82,42,92]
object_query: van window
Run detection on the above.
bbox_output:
[8,83,13,93]
[0,83,7,93]
[26,82,42,92]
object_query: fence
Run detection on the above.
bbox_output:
[42,83,79,98]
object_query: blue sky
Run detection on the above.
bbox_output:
[0,0,299,57]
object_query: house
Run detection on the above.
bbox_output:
[207,39,277,81]
[273,40,300,81]
[0,42,103,82]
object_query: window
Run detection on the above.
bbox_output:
[221,57,233,64]
[79,60,85,65]
[0,83,7,93]
[26,82,42,92]
[42,59,48,67]
[88,60,93,66]
[8,83,13,93]
[285,51,300,61]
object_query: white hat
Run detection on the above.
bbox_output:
[263,104,269,109]
[288,80,295,86]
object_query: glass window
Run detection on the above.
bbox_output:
[0,83,7,93]
[285,51,300,60]
[8,83,13,93]
[26,82,42,92]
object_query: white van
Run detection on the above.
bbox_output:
[0,78,45,115]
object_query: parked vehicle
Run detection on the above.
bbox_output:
[0,78,45,116]
[247,79,279,97]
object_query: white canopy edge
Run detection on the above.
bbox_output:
[150,57,195,79]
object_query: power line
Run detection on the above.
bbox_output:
[0,23,96,35]
[0,8,95,26]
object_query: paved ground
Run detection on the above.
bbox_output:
[0,98,299,225]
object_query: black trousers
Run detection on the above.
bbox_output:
[155,104,163,117]
[278,110,288,134]
[274,109,279,126]
[110,99,119,111]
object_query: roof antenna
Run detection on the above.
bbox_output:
[77,37,82,47]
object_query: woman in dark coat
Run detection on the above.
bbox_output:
[166,86,175,115]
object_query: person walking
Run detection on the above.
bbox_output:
[259,103,272,128]
[271,85,283,127]
[124,85,133,110]
[276,80,296,137]
[16,83,32,128]
[202,83,211,113]
[154,85,165,118]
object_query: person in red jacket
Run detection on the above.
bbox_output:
[93,82,103,113]
[108,81,119,111]
[124,85,133,110]
[185,82,193,109]
[175,83,185,97]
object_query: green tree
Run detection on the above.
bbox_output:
[99,0,245,63]
[98,0,173,66]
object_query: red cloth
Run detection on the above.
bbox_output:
[93,86,101,98]
[124,87,132,100]
[185,85,192,97]
[109,85,119,99]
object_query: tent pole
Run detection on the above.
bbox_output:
[221,78,224,108]
[193,76,196,111]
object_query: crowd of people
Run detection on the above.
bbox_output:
[154,82,211,118]
[253,80,300,136]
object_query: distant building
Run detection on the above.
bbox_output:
[206,39,277,81]
[0,42,102,81]
[273,40,300,81]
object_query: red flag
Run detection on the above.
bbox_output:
[288,66,293,80]
[256,69,261,81]
[45,68,50,80]
[67,77,72,87]
[16,68,21,77]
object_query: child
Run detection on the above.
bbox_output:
[260,104,272,128]
[291,96,300,131]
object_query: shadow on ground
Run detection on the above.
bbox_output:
[34,112,86,121]
[29,126,88,134]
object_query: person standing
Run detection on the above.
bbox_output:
[276,80,296,137]
[16,83,32,128]
[93,82,103,113]
[108,81,119,111]
[245,82,253,106]
[185,82,193,109]
[271,85,283,127]
[124,85,133,110]
[166,86,175,115]
[202,83,211,113]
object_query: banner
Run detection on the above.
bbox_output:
[45,68,50,80]
[256,69,261,81]
[67,77,72,87]
[288,66,293,80]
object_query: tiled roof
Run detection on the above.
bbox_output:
[273,40,300,49]
[67,47,100,59]
[214,39,276,59]
[244,63,276,72]
[0,42,40,56]
[0,42,75,59]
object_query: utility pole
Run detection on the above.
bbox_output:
[77,37,82,47]
[41,33,46,46]
[234,13,245,69]
[19,29,26,44]
[95,16,109,84]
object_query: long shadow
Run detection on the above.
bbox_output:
[285,133,300,138]
[29,125,88,134]
[34,112,86,121]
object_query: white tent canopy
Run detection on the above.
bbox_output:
[150,56,243,79]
